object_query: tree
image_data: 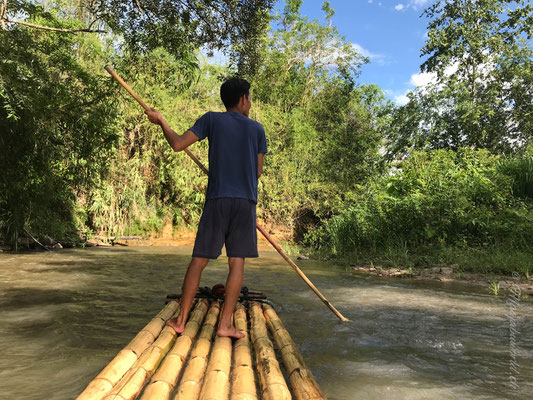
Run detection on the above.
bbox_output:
[253,0,366,111]
[0,12,119,248]
[387,0,533,156]
[250,1,390,238]
[1,0,275,75]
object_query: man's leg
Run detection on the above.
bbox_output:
[217,256,245,339]
[166,256,210,334]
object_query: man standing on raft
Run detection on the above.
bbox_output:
[145,78,267,339]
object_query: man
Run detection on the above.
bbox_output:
[145,78,267,339]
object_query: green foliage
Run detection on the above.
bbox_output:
[249,1,387,238]
[387,0,533,156]
[498,149,533,200]
[83,51,226,238]
[0,11,119,248]
[489,280,501,296]
[307,149,533,257]
[253,0,366,112]
[6,0,274,75]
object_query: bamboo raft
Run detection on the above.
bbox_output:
[77,290,326,400]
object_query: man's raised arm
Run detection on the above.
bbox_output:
[145,108,199,152]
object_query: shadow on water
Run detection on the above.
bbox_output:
[0,246,531,400]
[0,287,78,308]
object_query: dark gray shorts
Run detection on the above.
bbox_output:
[192,198,258,259]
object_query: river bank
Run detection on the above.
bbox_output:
[0,221,289,252]
[3,230,532,299]
[349,264,533,299]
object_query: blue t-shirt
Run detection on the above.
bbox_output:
[189,111,268,203]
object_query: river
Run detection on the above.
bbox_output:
[0,246,531,399]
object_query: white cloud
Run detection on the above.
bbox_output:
[392,63,459,105]
[385,88,412,106]
[389,1,434,12]
[352,43,387,65]
[412,0,430,7]
[368,0,373,3]
[409,0,434,10]
[410,71,436,87]
[395,94,410,105]
[410,63,458,87]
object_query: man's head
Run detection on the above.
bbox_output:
[220,78,251,116]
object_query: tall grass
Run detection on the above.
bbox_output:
[306,149,533,274]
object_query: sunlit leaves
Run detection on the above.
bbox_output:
[0,13,120,247]
[388,0,532,156]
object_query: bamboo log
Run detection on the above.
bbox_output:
[102,323,180,400]
[249,302,291,400]
[174,301,221,400]
[198,313,232,400]
[156,301,182,321]
[77,301,180,400]
[231,303,257,400]
[262,304,326,400]
[140,299,209,400]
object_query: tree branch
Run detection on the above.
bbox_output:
[23,228,52,252]
[133,0,145,14]
[3,17,106,33]
[1,0,7,30]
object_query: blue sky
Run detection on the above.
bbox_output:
[284,0,437,104]
[203,0,438,104]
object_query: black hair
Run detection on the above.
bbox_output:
[220,78,251,109]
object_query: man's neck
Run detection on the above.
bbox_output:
[226,107,246,116]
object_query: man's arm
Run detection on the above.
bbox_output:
[257,153,264,179]
[145,108,199,152]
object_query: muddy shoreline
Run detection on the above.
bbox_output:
[349,264,533,298]
[3,234,532,298]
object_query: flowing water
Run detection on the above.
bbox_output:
[0,246,532,400]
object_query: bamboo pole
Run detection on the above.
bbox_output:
[77,300,180,400]
[262,304,326,400]
[140,299,209,400]
[104,65,208,175]
[249,302,291,400]
[230,303,257,400]
[255,226,348,322]
[198,307,232,400]
[174,301,221,400]
[104,65,348,322]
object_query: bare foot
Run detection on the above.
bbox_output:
[217,326,245,339]
[166,318,185,334]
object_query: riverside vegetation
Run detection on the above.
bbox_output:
[1,0,532,277]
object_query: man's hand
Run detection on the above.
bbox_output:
[145,107,163,126]
[143,107,200,152]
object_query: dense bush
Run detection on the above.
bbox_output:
[0,18,119,248]
[307,149,533,256]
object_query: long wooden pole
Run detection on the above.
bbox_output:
[104,65,208,175]
[104,65,349,322]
